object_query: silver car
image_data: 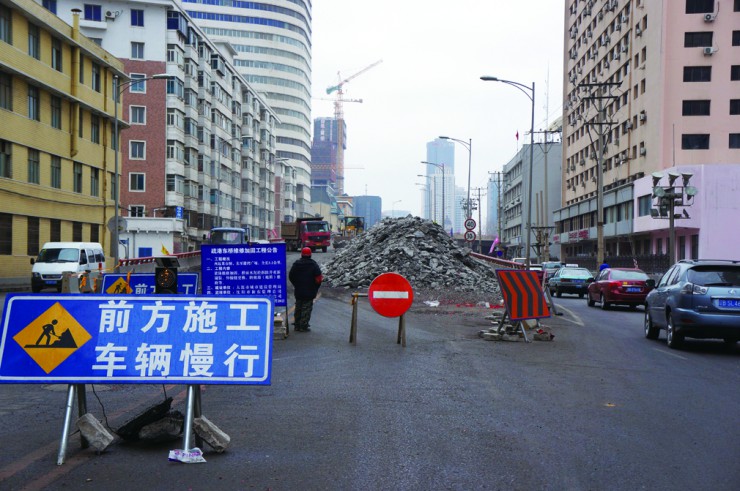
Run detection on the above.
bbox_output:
[644,259,740,349]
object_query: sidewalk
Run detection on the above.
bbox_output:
[0,277,30,293]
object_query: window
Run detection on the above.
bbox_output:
[683,66,711,82]
[736,0,740,11]
[682,134,710,149]
[91,115,100,143]
[0,212,10,254]
[51,38,62,71]
[131,9,144,27]
[27,149,39,184]
[733,31,740,46]
[78,110,84,137]
[730,134,740,148]
[682,100,711,116]
[0,139,12,178]
[27,85,40,121]
[129,173,145,191]
[130,141,145,159]
[79,55,84,83]
[0,5,11,45]
[83,4,102,21]
[73,162,83,193]
[129,205,145,217]
[731,100,740,115]
[90,224,99,243]
[0,72,11,110]
[130,73,146,93]
[27,217,39,256]
[130,106,146,124]
[90,168,99,197]
[50,95,62,129]
[42,0,57,14]
[131,42,144,59]
[685,0,715,13]
[72,222,82,242]
[50,218,60,242]
[51,156,61,188]
[91,63,101,92]
[28,23,40,59]
[733,66,740,81]
[637,195,652,217]
[684,32,713,47]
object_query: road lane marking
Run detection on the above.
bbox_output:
[552,304,585,327]
[652,348,688,360]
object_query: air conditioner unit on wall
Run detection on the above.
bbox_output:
[703,46,717,56]
[105,10,118,20]
[639,111,646,121]
[640,147,647,156]
[703,12,716,22]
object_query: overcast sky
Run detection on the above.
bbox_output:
[311,0,565,218]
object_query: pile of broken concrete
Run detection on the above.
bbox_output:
[322,216,501,301]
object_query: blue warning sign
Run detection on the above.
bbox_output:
[0,294,273,385]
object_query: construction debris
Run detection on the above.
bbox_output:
[323,216,501,301]
[77,413,115,452]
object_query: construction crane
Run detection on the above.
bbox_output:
[325,59,382,195]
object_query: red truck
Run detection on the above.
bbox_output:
[280,217,331,252]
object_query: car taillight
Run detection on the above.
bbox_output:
[680,282,707,295]
[609,281,622,291]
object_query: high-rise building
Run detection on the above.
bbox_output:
[181,0,313,224]
[48,0,280,249]
[0,1,125,280]
[352,195,382,230]
[559,0,740,262]
[311,117,342,191]
[423,138,454,230]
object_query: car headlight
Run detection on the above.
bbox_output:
[32,273,40,279]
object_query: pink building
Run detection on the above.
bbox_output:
[556,0,740,266]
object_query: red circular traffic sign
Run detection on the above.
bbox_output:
[464,230,476,242]
[368,273,414,318]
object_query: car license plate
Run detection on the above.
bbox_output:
[45,280,57,285]
[626,287,642,293]
[717,298,740,309]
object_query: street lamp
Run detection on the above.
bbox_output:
[417,174,436,221]
[392,199,402,218]
[480,75,535,268]
[421,161,445,229]
[650,171,698,264]
[438,136,472,220]
[112,73,170,270]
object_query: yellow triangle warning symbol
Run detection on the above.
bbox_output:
[106,277,132,294]
[13,302,92,374]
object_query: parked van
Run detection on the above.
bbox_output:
[30,242,106,293]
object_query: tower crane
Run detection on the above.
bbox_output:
[325,59,382,195]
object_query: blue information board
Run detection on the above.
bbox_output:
[101,273,199,295]
[0,294,272,385]
[201,243,287,307]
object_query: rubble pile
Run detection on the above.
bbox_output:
[323,216,501,300]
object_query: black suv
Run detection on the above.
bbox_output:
[644,259,740,349]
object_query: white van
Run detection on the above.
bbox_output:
[30,242,106,293]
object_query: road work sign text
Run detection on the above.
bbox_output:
[0,294,273,385]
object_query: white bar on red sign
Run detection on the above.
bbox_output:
[372,291,409,299]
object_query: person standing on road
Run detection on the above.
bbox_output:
[289,247,323,332]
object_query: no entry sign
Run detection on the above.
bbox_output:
[368,273,414,318]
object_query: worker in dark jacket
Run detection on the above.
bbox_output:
[289,247,323,332]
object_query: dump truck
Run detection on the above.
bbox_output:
[280,217,331,252]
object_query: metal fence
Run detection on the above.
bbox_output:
[563,254,671,275]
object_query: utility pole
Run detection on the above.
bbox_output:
[579,82,620,266]
[532,129,561,262]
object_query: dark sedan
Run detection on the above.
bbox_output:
[548,267,594,298]
[586,267,655,310]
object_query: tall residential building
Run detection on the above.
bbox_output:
[0,1,125,280]
[423,138,455,230]
[558,0,740,262]
[351,195,382,230]
[181,0,313,224]
[311,117,342,191]
[49,0,279,250]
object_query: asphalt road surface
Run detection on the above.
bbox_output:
[0,256,738,490]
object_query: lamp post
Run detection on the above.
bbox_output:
[480,76,535,268]
[438,136,472,219]
[112,73,170,270]
[392,199,402,218]
[650,171,698,264]
[421,161,445,228]
[417,174,436,221]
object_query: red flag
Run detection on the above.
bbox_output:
[515,131,519,140]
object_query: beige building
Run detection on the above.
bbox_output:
[0,0,125,280]
[557,0,740,263]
